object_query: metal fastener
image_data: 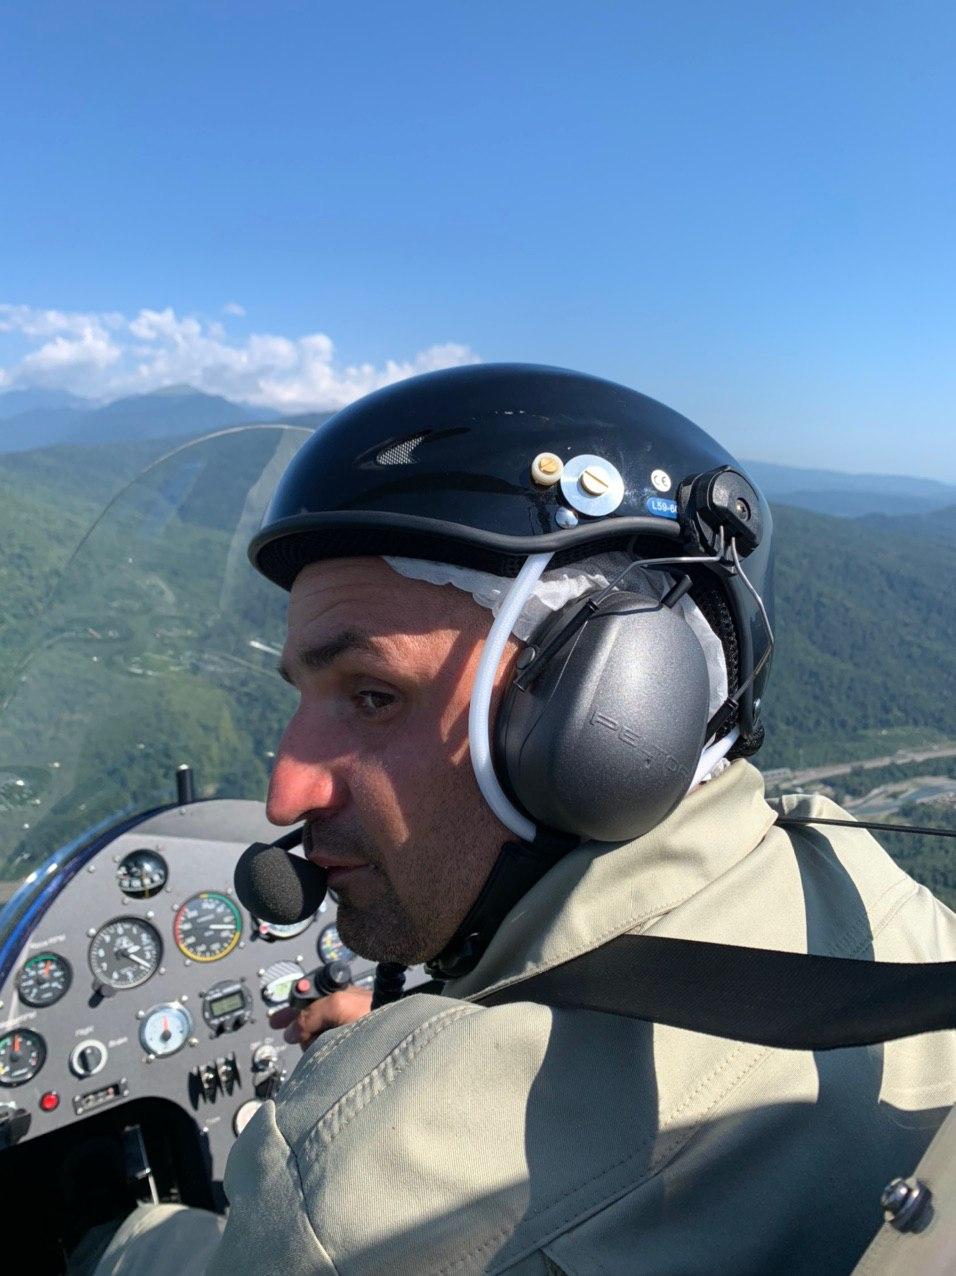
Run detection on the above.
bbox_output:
[555,507,579,529]
[560,453,625,516]
[881,1177,932,1232]
[531,452,563,486]
[579,465,611,497]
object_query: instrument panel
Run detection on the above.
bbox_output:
[0,798,410,1185]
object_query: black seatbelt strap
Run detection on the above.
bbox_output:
[474,936,956,1050]
[777,813,956,840]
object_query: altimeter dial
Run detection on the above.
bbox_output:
[89,918,162,989]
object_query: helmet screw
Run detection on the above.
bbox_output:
[881,1177,932,1232]
[555,507,579,529]
[531,452,563,486]
[734,497,751,520]
[579,465,611,497]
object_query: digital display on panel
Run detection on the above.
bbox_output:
[210,992,245,1017]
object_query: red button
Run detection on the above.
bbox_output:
[40,1091,59,1113]
[295,979,311,994]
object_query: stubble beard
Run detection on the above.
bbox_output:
[306,821,434,965]
[333,871,435,967]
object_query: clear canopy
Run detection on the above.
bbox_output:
[0,425,309,905]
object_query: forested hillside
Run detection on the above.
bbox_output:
[759,504,956,767]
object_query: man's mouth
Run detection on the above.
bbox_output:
[305,849,373,882]
[310,856,369,873]
[303,827,374,883]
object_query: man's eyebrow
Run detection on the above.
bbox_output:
[277,630,381,684]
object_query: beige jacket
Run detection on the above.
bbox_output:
[206,761,956,1275]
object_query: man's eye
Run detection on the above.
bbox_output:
[353,689,396,715]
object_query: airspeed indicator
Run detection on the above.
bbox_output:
[174,892,242,962]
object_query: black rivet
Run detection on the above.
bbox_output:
[515,647,537,670]
[881,1177,932,1232]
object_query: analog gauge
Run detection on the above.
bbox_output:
[174,892,242,963]
[254,913,316,942]
[318,923,354,965]
[89,917,162,990]
[260,961,305,1007]
[233,1098,264,1137]
[139,1002,193,1058]
[0,1030,46,1087]
[16,953,72,1007]
[117,849,168,898]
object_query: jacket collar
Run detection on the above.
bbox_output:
[444,759,777,1001]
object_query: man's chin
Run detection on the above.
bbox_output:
[334,899,436,968]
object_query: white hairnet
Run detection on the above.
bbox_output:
[383,552,729,723]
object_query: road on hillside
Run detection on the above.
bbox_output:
[774,744,956,787]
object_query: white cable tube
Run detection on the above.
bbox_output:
[688,725,740,791]
[468,552,553,842]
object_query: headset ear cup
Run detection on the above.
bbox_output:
[495,591,711,842]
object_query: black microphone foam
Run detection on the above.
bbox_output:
[234,841,328,925]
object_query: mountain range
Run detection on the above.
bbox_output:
[742,459,956,518]
[2,384,952,521]
[0,385,279,451]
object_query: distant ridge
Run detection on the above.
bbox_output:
[63,386,278,445]
[743,458,956,518]
[0,385,279,452]
[858,503,956,547]
[0,405,88,450]
[275,409,336,430]
[0,387,92,419]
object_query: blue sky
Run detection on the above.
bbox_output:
[1,2,954,479]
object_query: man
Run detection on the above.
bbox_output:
[96,364,956,1274]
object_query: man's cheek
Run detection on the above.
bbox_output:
[360,761,416,846]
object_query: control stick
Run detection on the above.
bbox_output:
[289,960,353,1012]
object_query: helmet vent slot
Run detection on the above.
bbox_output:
[375,433,428,466]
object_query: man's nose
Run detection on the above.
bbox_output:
[266,712,347,826]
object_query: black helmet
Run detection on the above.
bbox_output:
[250,363,774,745]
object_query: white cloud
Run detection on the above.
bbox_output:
[0,303,480,411]
[222,301,246,317]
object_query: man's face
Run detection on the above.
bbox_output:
[267,557,519,965]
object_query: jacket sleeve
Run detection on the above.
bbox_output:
[204,993,550,1276]
[205,1099,339,1275]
